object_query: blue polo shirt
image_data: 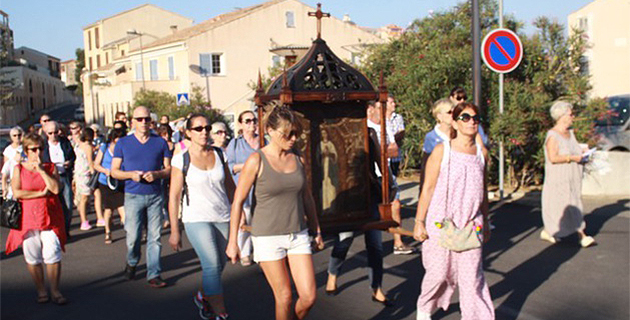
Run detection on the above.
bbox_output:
[113,133,172,195]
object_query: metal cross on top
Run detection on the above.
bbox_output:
[308,3,330,39]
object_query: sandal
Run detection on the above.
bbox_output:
[105,232,112,244]
[37,294,49,304]
[51,295,68,306]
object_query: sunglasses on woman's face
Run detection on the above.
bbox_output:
[27,146,43,152]
[11,134,22,137]
[212,130,227,135]
[190,125,211,132]
[456,113,481,124]
[243,118,258,125]
[278,129,299,139]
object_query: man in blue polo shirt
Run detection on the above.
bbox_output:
[111,106,172,288]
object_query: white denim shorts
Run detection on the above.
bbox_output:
[22,230,62,265]
[252,229,312,262]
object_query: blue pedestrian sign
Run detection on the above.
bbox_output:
[177,93,190,106]
[481,28,523,73]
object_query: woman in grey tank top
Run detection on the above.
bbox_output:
[227,105,323,320]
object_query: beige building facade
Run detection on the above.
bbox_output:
[60,60,77,86]
[85,0,385,127]
[1,46,74,125]
[568,0,630,98]
[0,65,71,125]
[81,4,194,123]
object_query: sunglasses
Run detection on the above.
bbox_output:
[69,126,80,130]
[46,131,58,135]
[134,117,152,123]
[278,129,299,139]
[213,130,227,135]
[27,146,43,152]
[41,119,51,123]
[243,118,258,125]
[455,95,467,101]
[456,113,481,124]
[11,134,22,137]
[190,125,212,132]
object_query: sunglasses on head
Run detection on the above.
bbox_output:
[27,146,43,152]
[213,130,227,135]
[134,117,152,123]
[243,118,258,125]
[456,113,481,124]
[190,125,212,132]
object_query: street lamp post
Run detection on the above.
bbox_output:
[127,29,146,90]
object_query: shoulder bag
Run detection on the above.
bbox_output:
[436,142,482,252]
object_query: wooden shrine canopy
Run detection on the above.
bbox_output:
[253,4,409,235]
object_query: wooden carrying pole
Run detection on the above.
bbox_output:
[377,73,413,237]
[377,72,392,221]
[255,70,266,148]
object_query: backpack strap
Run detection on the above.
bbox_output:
[181,147,225,207]
[181,151,191,206]
[211,146,226,167]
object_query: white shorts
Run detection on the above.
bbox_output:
[252,229,312,262]
[22,230,62,265]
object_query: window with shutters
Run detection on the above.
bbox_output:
[150,59,158,80]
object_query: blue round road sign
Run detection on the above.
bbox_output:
[481,28,523,73]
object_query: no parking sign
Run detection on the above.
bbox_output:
[481,28,523,73]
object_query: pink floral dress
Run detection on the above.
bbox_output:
[416,141,495,319]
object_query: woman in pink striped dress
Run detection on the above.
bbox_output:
[413,102,494,320]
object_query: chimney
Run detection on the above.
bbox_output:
[170,25,178,34]
[343,14,351,23]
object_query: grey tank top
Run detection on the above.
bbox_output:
[251,150,307,236]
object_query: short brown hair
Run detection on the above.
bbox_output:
[23,133,44,150]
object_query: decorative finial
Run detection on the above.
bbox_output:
[257,69,263,91]
[308,3,331,39]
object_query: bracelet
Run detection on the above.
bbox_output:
[566,155,571,163]
[414,218,425,224]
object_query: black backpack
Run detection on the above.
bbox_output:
[181,146,226,206]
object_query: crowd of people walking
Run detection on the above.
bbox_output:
[1,87,598,320]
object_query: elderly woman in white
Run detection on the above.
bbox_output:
[541,101,595,248]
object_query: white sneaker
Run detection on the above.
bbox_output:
[540,230,557,244]
[416,311,432,320]
[580,236,595,248]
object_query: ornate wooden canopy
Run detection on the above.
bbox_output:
[253,3,400,234]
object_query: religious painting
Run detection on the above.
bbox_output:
[292,103,372,232]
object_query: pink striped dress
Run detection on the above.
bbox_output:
[417,141,494,319]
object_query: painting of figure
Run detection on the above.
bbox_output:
[320,130,339,213]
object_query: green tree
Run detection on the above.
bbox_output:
[132,85,230,133]
[361,0,607,186]
[74,48,85,96]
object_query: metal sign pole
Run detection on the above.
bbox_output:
[472,0,481,107]
[499,0,504,200]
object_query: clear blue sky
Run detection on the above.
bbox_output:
[2,0,593,61]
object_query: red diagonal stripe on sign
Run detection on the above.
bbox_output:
[491,38,514,64]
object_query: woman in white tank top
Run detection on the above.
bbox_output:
[168,114,236,320]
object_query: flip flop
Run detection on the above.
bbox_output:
[37,295,49,304]
[51,295,68,306]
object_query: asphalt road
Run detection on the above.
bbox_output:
[1,180,628,320]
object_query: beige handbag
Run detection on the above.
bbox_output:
[435,143,482,252]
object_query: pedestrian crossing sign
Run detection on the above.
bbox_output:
[177,93,190,106]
